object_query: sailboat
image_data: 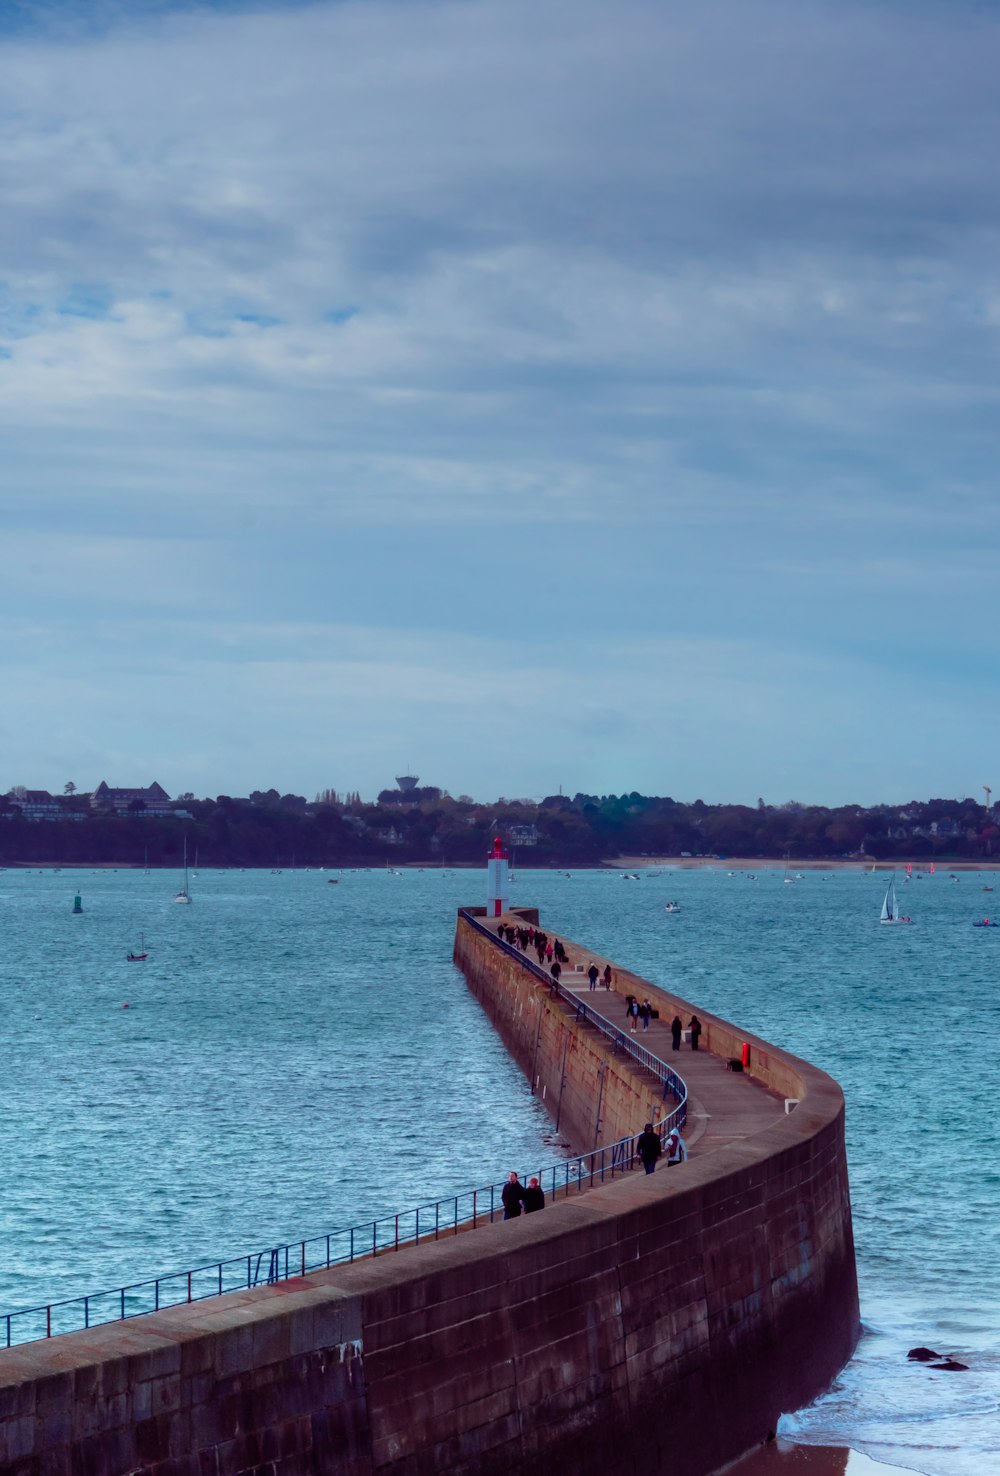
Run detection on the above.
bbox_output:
[127,933,148,961]
[174,840,193,904]
[879,880,911,926]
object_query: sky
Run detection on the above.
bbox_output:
[1,0,999,807]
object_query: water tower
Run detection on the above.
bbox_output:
[396,775,419,794]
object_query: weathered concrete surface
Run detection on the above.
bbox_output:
[0,911,859,1476]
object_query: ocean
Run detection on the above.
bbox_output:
[1,863,997,1475]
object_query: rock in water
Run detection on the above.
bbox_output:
[907,1347,941,1361]
[929,1358,969,1371]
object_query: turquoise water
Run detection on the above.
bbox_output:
[1,864,997,1474]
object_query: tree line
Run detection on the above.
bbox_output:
[0,788,996,867]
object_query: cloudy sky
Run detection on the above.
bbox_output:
[1,0,998,805]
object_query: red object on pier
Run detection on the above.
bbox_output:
[742,1041,751,1069]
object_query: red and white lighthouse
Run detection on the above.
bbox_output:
[486,836,509,918]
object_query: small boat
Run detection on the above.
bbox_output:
[327,878,339,885]
[973,918,998,928]
[174,840,193,904]
[127,933,148,961]
[664,902,681,914]
[880,881,911,925]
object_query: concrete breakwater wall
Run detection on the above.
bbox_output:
[0,912,858,1476]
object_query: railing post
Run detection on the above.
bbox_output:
[46,1305,51,1339]
[187,1271,192,1302]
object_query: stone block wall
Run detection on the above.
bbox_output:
[0,913,859,1476]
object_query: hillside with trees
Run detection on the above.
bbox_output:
[1,786,997,867]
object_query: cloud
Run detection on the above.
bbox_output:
[1,1,999,799]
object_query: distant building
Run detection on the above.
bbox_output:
[91,781,175,817]
[15,790,63,821]
[395,775,420,793]
[506,824,539,847]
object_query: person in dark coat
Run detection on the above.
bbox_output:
[602,964,613,990]
[522,1177,545,1212]
[671,1015,683,1051]
[501,1171,524,1219]
[587,962,599,991]
[635,1123,662,1174]
[689,1015,702,1051]
[549,960,561,992]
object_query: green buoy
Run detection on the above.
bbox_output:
[72,893,83,914]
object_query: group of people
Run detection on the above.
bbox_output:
[634,1123,688,1174]
[501,1171,546,1218]
[620,997,701,1049]
[502,1123,686,1217]
[496,922,568,970]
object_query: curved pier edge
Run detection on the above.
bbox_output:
[0,910,859,1476]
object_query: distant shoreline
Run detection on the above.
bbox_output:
[610,854,1000,872]
[5,855,999,873]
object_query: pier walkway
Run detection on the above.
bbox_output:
[492,915,790,1157]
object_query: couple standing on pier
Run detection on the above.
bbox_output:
[635,1123,688,1174]
[502,1172,545,1218]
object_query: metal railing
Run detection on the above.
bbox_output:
[1,917,687,1350]
[460,909,689,1111]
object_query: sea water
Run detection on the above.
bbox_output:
[1,865,997,1475]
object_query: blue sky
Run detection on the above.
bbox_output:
[1,0,999,805]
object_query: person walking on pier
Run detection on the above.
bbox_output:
[522,1176,545,1212]
[664,1127,688,1166]
[635,1123,662,1174]
[602,964,613,990]
[688,1014,702,1051]
[549,959,562,992]
[502,1171,524,1219]
[671,1015,683,1051]
[640,998,652,1031]
[587,962,599,991]
[628,997,640,1033]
